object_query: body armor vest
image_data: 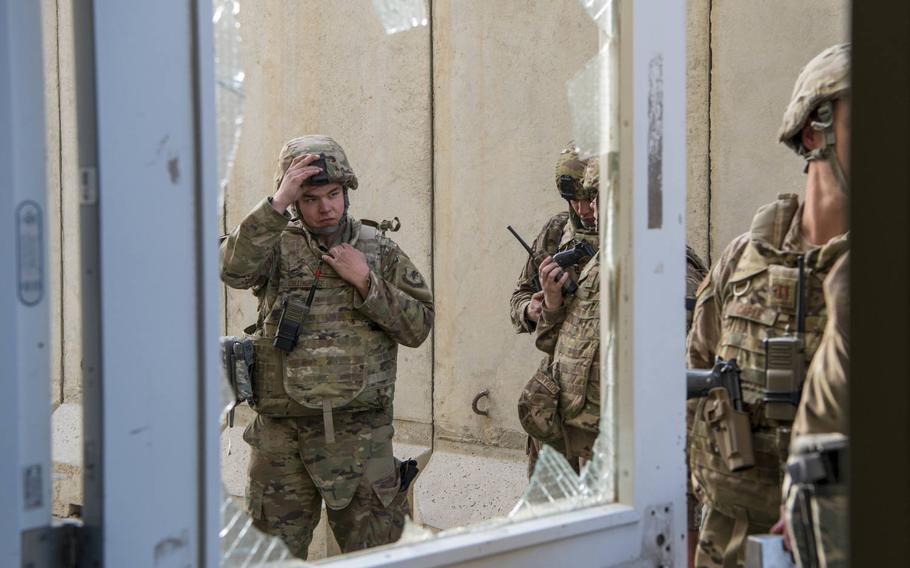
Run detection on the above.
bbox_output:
[690,195,848,524]
[250,222,398,417]
[553,257,601,433]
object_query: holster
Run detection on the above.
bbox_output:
[703,387,755,472]
[220,336,256,406]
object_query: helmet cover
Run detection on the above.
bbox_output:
[778,44,850,156]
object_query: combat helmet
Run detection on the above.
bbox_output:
[554,143,596,232]
[274,135,358,192]
[273,135,358,234]
[777,43,850,193]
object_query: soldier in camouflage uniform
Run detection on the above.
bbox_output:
[512,144,597,476]
[220,135,433,559]
[783,253,848,568]
[686,44,850,567]
[532,159,603,463]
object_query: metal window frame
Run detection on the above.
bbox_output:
[320,0,689,565]
[72,0,221,566]
[0,1,53,565]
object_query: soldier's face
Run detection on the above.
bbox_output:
[297,183,345,228]
[833,97,850,177]
[571,198,596,227]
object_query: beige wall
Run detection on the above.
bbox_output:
[43,0,81,407]
[687,0,849,263]
[431,0,597,447]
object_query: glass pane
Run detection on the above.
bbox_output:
[215,0,619,561]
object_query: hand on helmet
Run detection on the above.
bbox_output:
[539,257,569,310]
[271,154,325,214]
[323,243,371,299]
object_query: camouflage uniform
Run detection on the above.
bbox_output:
[220,136,433,559]
[784,253,849,568]
[535,252,601,461]
[512,144,596,476]
[686,195,848,567]
[687,44,850,568]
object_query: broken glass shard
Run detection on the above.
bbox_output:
[219,486,292,566]
[578,0,614,29]
[371,0,429,35]
[213,0,245,191]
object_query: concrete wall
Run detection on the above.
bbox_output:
[687,0,849,263]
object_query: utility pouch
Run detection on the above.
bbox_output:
[273,297,307,353]
[704,387,755,472]
[220,336,257,426]
[763,335,805,421]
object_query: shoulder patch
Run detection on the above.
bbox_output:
[403,268,426,288]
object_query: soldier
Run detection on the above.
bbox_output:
[686,44,850,568]
[513,143,598,476]
[781,253,849,568]
[533,158,603,464]
[220,135,433,559]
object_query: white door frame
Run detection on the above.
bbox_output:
[0,1,53,565]
[71,0,221,566]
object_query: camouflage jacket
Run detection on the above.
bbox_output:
[685,246,708,332]
[220,198,434,418]
[792,252,849,439]
[535,255,601,434]
[686,193,848,524]
[509,211,598,333]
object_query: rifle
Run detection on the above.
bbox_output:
[688,358,755,472]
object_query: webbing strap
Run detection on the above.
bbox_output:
[322,400,336,445]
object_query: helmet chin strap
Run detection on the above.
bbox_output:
[804,101,849,195]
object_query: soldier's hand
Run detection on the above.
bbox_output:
[539,257,569,310]
[770,506,792,553]
[323,244,371,299]
[526,291,545,322]
[271,154,325,214]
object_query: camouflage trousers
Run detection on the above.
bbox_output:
[694,506,774,568]
[243,411,408,560]
[786,482,847,568]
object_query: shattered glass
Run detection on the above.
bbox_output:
[220,490,293,566]
[216,0,622,560]
[213,0,244,189]
[566,0,619,160]
[371,0,429,35]
[578,0,613,29]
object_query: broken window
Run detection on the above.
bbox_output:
[216,0,623,563]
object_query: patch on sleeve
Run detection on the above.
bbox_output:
[403,269,426,288]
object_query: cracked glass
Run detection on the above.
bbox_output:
[371,0,429,35]
[216,0,620,563]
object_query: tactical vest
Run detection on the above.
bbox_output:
[249,222,399,418]
[690,195,848,524]
[553,257,601,433]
